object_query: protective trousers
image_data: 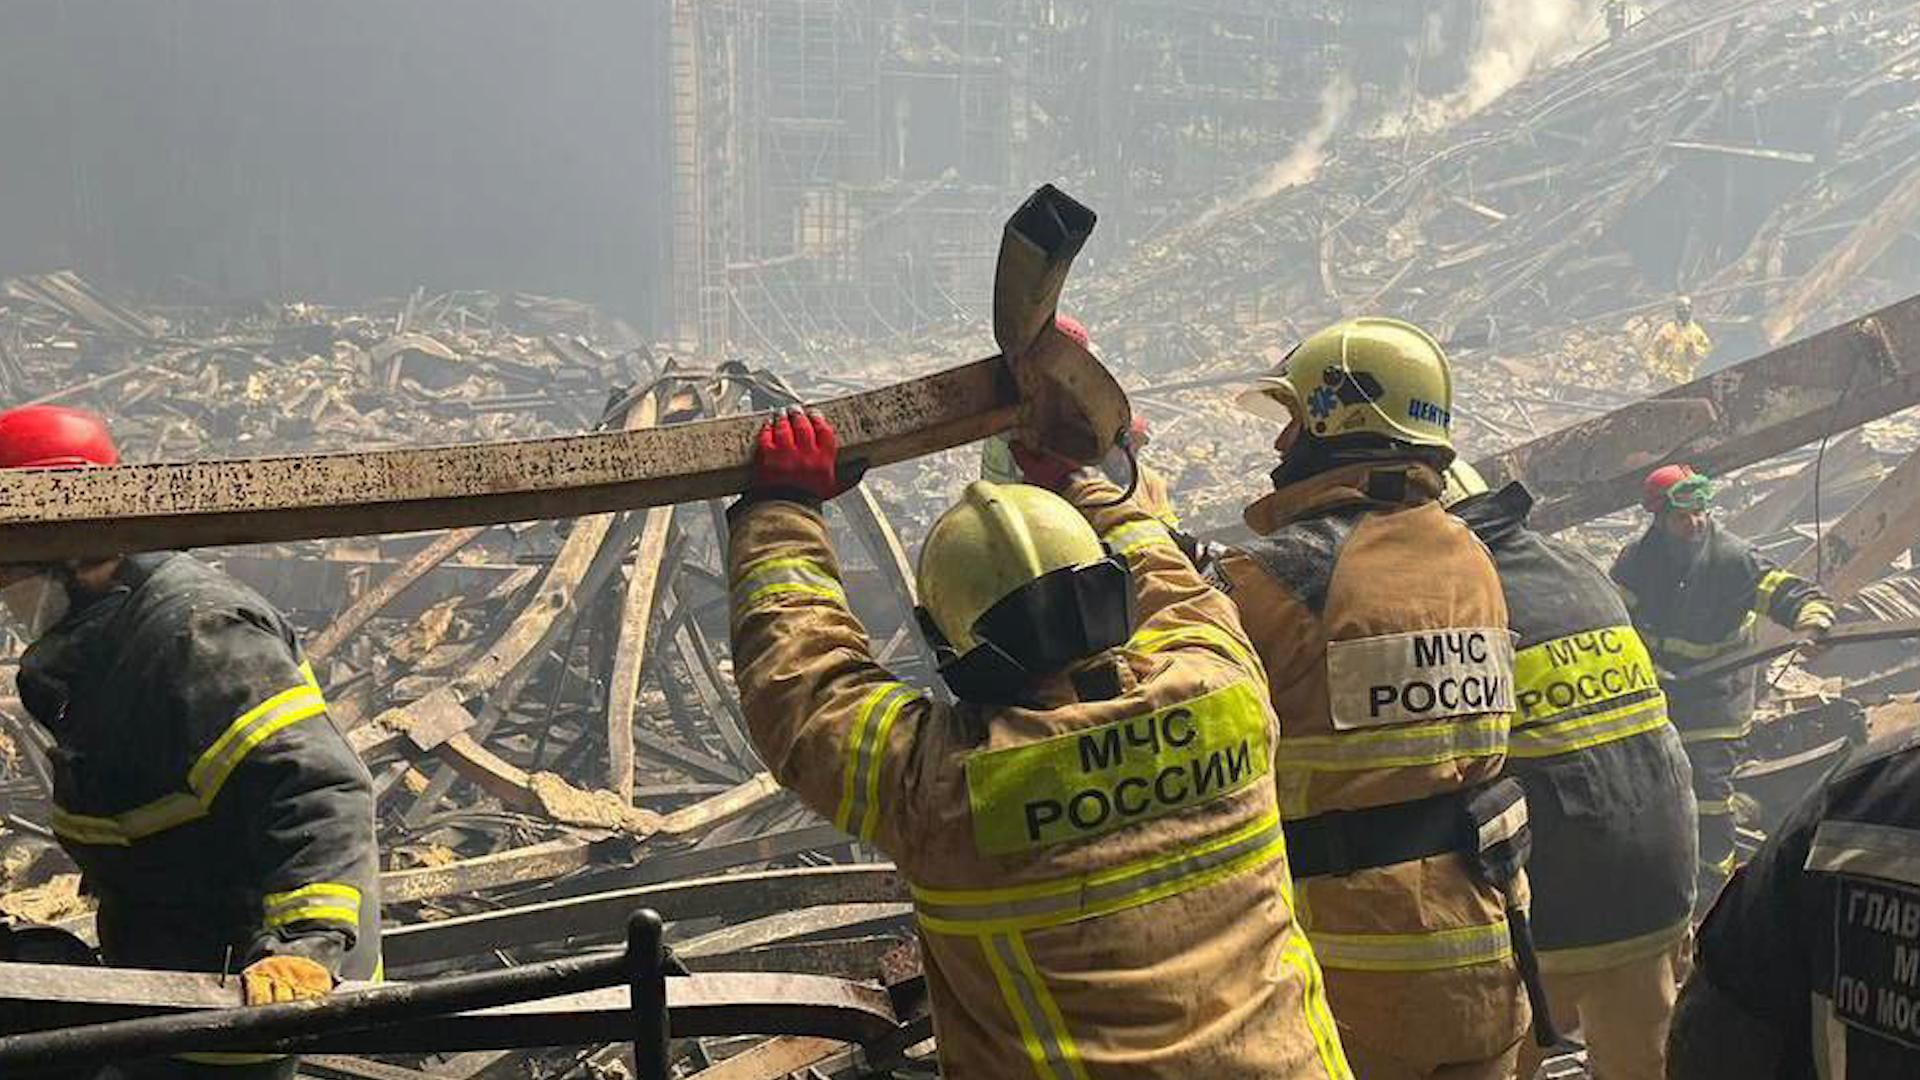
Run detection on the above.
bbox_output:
[1511,943,1682,1080]
[1683,734,1742,911]
[1323,966,1527,1080]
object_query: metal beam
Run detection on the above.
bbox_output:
[306,526,489,662]
[1475,291,1920,532]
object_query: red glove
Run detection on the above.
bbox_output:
[1009,440,1079,492]
[753,406,850,501]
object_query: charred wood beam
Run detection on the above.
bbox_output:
[379,834,623,905]
[0,186,1119,563]
[1477,292,1920,532]
[1788,440,1920,602]
[381,865,905,969]
[686,1036,846,1080]
[307,525,489,662]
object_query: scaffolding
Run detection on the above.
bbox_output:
[671,1,1453,358]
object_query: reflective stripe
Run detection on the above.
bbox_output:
[52,679,327,848]
[1477,796,1529,851]
[1798,600,1837,627]
[1308,918,1513,972]
[1280,931,1354,1079]
[51,793,204,847]
[1648,614,1754,661]
[833,683,919,843]
[1813,992,1848,1080]
[732,556,847,610]
[264,882,362,930]
[1102,519,1175,558]
[1752,569,1793,619]
[1509,697,1670,759]
[982,931,1090,1080]
[1538,917,1687,975]
[1805,819,1920,888]
[189,684,328,801]
[1277,714,1509,773]
[1697,797,1735,816]
[914,810,1288,935]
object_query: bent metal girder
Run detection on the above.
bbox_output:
[1474,290,1920,532]
[0,186,1124,562]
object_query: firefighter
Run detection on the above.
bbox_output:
[728,404,1350,1079]
[1442,462,1697,1080]
[0,405,380,1080]
[1667,727,1920,1078]
[1645,296,1713,384]
[1611,464,1834,907]
[1219,318,1531,1080]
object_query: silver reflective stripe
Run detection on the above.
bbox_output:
[983,932,1086,1080]
[1806,819,1920,888]
[1477,797,1529,851]
[834,683,919,842]
[1812,992,1847,1080]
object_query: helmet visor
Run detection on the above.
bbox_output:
[1664,474,1715,512]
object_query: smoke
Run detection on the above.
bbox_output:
[1377,0,1605,137]
[1194,74,1355,231]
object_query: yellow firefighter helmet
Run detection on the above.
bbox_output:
[1440,459,1490,507]
[1237,317,1455,451]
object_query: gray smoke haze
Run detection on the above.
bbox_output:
[1195,74,1356,231]
[1377,0,1604,136]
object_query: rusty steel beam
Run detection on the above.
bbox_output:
[0,187,1121,563]
[381,864,906,969]
[673,904,914,964]
[1475,291,1920,532]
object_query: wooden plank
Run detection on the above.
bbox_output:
[306,526,489,662]
[1765,163,1920,345]
[1790,441,1920,601]
[686,1036,845,1080]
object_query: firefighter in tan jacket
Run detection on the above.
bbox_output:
[728,404,1351,1080]
[1221,318,1534,1080]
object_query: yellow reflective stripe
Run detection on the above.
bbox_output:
[833,683,919,841]
[299,659,320,690]
[1752,569,1793,619]
[733,556,846,610]
[1698,797,1735,816]
[1129,624,1263,688]
[1798,600,1836,625]
[1101,519,1175,558]
[51,792,207,846]
[1281,931,1354,1079]
[1277,714,1509,772]
[1508,696,1670,759]
[54,680,327,848]
[983,932,1084,1080]
[1538,917,1688,975]
[264,882,361,929]
[1708,850,1738,877]
[1650,614,1754,661]
[914,810,1287,935]
[187,684,328,801]
[1308,918,1513,972]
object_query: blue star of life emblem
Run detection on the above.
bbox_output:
[1308,385,1339,420]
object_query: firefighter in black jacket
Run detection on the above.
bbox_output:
[0,405,380,1079]
[1610,464,1833,906]
[1444,464,1696,1080]
[1669,726,1920,1079]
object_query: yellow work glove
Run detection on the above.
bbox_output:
[242,955,335,1005]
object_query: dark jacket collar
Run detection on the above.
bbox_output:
[1449,481,1534,544]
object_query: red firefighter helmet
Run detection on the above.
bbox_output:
[1055,313,1091,348]
[1642,463,1697,512]
[0,405,120,469]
